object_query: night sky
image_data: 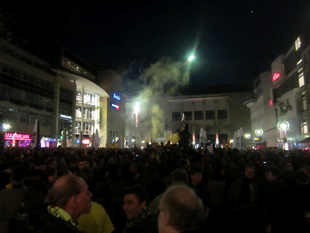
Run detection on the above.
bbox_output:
[1,1,310,90]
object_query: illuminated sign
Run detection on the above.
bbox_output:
[269,99,273,106]
[254,137,261,142]
[4,133,31,141]
[113,93,121,101]
[111,103,120,110]
[272,73,281,82]
[82,138,90,145]
[60,114,72,120]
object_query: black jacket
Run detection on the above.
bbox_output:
[24,211,83,233]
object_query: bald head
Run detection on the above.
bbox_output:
[159,185,205,232]
[50,175,83,208]
[49,175,92,222]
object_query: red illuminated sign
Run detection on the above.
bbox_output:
[4,133,31,141]
[269,99,273,106]
[272,73,281,81]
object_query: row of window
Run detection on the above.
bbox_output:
[0,62,53,91]
[1,108,52,126]
[62,57,95,80]
[75,121,96,135]
[172,110,227,121]
[76,90,100,107]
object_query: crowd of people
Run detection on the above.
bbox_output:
[0,143,310,233]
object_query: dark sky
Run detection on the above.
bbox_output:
[2,0,310,89]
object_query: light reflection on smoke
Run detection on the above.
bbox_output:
[132,56,191,142]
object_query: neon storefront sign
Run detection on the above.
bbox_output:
[272,73,281,82]
[4,133,32,141]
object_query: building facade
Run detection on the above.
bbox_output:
[125,92,251,149]
[0,41,114,148]
[0,40,76,148]
[245,34,310,150]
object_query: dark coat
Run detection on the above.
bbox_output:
[25,211,83,233]
[125,213,158,233]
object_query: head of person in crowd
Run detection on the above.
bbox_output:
[170,168,188,185]
[122,184,150,220]
[49,174,93,224]
[78,156,90,170]
[265,166,280,182]
[122,184,158,233]
[188,163,203,186]
[10,165,27,186]
[244,164,256,180]
[157,185,205,233]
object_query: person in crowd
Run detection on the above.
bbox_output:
[78,201,115,233]
[188,163,208,207]
[157,185,205,233]
[45,156,57,185]
[150,168,188,212]
[120,184,157,233]
[0,165,27,233]
[26,174,93,233]
[228,164,260,210]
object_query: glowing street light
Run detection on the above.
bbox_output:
[2,122,11,131]
[254,128,264,136]
[277,121,290,150]
[244,133,251,139]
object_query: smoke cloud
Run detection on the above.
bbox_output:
[132,57,191,142]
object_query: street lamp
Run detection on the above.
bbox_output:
[277,121,290,150]
[244,132,251,149]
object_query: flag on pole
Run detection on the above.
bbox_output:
[181,112,185,122]
[31,119,40,149]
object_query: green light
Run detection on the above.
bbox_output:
[188,54,195,62]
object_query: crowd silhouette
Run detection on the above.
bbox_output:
[0,143,310,233]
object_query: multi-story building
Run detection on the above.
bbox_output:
[0,40,76,148]
[52,48,110,147]
[244,71,278,148]
[97,70,126,148]
[245,33,310,150]
[0,41,116,148]
[125,91,251,149]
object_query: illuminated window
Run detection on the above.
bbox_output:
[302,92,307,111]
[298,73,305,87]
[295,37,301,51]
[297,59,302,65]
[302,120,308,134]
